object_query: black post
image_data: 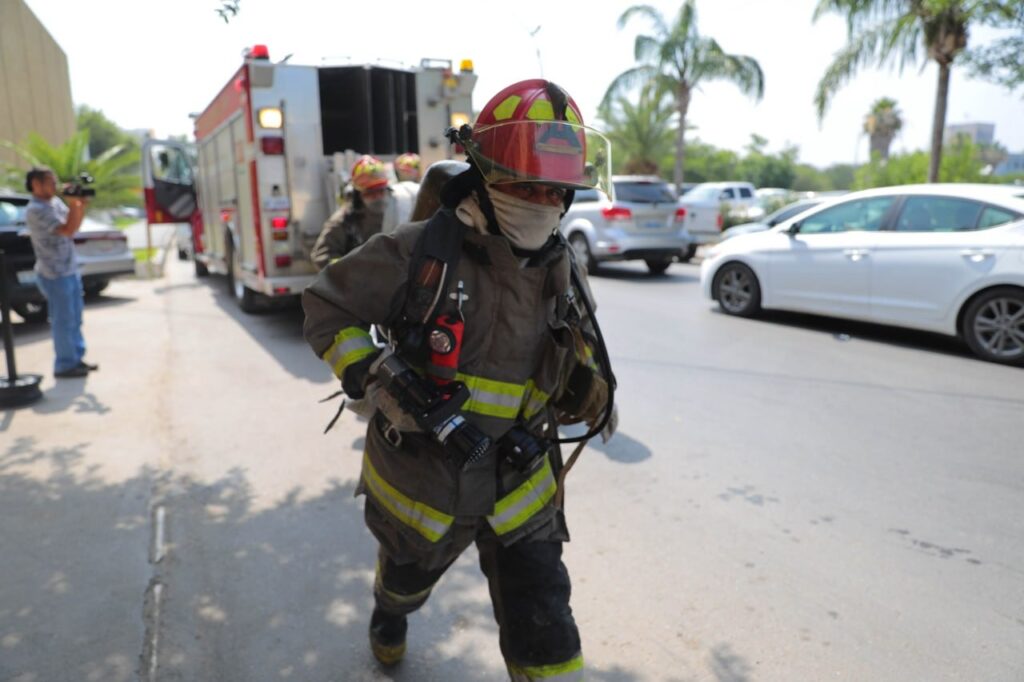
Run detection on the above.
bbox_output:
[0,249,43,407]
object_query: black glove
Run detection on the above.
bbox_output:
[341,351,381,399]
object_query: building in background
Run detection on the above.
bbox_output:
[943,122,996,146]
[0,0,75,173]
[995,153,1024,177]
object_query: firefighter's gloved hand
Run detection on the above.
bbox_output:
[341,351,381,400]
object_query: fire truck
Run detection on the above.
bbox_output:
[142,45,476,311]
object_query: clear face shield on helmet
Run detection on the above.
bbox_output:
[459,119,612,197]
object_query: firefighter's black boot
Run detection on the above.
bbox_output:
[369,607,407,666]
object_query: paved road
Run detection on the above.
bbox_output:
[1,257,1021,681]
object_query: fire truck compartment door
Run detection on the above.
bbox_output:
[142,139,197,224]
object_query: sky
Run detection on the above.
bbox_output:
[23,0,1024,168]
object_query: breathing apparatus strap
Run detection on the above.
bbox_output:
[387,209,466,357]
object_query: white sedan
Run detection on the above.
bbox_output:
[700,184,1024,366]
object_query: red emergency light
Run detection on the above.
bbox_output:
[250,45,270,60]
[271,216,288,229]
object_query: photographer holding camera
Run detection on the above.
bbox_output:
[25,167,98,379]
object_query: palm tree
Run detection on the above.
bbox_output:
[598,83,676,176]
[863,97,903,160]
[1,130,141,210]
[603,1,764,191]
[814,0,1019,182]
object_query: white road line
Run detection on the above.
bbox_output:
[150,504,166,564]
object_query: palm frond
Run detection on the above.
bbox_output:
[600,65,658,110]
[813,18,910,120]
[617,4,668,37]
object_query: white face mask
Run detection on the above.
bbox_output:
[362,196,388,217]
[487,187,563,250]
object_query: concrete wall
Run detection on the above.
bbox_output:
[0,0,75,173]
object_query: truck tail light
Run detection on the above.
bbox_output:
[261,136,285,155]
[271,215,289,241]
[601,206,632,221]
[274,254,292,268]
[674,207,687,222]
[717,212,724,231]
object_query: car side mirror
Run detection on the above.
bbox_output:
[786,221,801,236]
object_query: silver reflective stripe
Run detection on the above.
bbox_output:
[325,331,375,375]
[362,453,454,542]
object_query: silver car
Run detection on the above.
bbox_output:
[560,175,693,274]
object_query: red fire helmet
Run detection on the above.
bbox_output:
[350,155,389,192]
[465,79,611,194]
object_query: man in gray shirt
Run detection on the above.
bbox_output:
[25,167,98,378]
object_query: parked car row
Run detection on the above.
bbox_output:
[0,192,136,322]
[700,183,1024,366]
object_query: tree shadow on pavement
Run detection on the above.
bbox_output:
[0,436,680,682]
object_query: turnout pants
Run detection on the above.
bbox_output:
[369,501,584,681]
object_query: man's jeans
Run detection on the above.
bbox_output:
[36,273,85,373]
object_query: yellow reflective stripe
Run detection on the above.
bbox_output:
[456,372,525,420]
[526,99,554,121]
[362,452,454,542]
[508,654,584,680]
[521,379,551,420]
[581,345,598,370]
[524,100,581,125]
[493,95,522,121]
[323,327,376,378]
[487,457,556,536]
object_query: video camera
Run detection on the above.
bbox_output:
[62,172,96,198]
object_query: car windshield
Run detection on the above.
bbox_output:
[684,185,721,202]
[0,199,27,227]
[614,181,676,204]
[768,201,819,224]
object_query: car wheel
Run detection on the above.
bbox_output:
[83,280,109,298]
[644,258,672,275]
[713,262,761,317]
[12,300,48,324]
[568,233,597,273]
[961,287,1024,367]
[227,239,262,314]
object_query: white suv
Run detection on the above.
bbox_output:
[560,175,694,274]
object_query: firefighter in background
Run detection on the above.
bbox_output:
[311,155,391,270]
[394,152,422,183]
[303,79,616,680]
[383,152,422,234]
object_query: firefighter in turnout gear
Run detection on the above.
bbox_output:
[311,155,391,270]
[302,79,616,680]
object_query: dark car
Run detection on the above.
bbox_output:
[0,192,135,322]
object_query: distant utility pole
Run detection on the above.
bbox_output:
[529,25,544,77]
